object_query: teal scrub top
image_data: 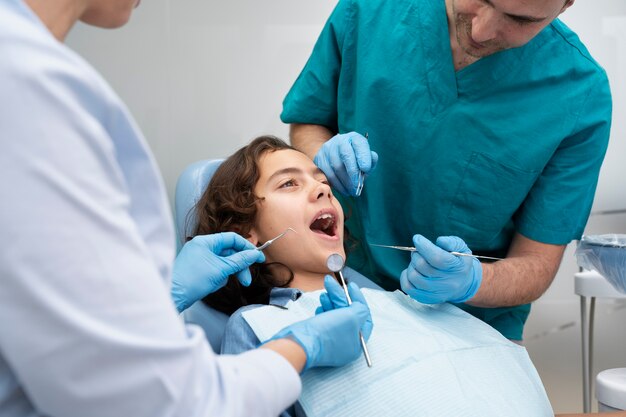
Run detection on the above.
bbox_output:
[281,0,612,340]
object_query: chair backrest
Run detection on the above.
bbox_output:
[174,159,228,352]
[173,158,384,352]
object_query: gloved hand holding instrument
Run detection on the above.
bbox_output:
[171,232,265,313]
[313,132,378,197]
[399,234,484,304]
[269,276,373,372]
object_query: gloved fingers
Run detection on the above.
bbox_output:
[347,282,367,306]
[370,151,379,171]
[401,268,447,303]
[349,302,374,341]
[324,275,350,308]
[412,234,458,269]
[322,149,351,195]
[328,143,357,195]
[226,248,265,267]
[408,287,447,304]
[347,283,373,339]
[318,292,333,313]
[400,268,415,293]
[409,251,443,277]
[338,135,362,188]
[218,231,260,253]
[436,235,471,254]
[313,147,346,196]
[235,268,253,287]
[192,231,257,254]
[222,249,265,283]
[349,133,374,173]
[403,264,444,292]
[325,169,350,196]
[218,247,252,286]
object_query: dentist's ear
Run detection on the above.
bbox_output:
[560,0,574,13]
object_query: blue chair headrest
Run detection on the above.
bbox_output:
[174,159,227,352]
[174,159,224,251]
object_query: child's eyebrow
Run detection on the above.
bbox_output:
[267,166,325,182]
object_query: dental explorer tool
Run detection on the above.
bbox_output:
[370,243,503,261]
[256,228,296,251]
[326,253,373,368]
[355,132,368,197]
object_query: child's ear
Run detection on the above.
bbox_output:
[246,229,260,247]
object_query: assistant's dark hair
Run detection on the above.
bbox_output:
[192,136,296,315]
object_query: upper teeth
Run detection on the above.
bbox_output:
[317,213,333,220]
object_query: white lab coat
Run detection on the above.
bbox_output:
[0,1,301,416]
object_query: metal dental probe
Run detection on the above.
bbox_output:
[370,243,503,261]
[326,253,373,367]
[256,228,296,251]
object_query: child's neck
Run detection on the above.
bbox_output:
[289,271,327,292]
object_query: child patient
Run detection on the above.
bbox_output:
[192,136,553,417]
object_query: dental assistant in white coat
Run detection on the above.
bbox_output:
[0,0,373,416]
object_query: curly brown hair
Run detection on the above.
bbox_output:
[192,136,297,315]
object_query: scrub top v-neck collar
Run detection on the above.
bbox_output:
[419,0,540,114]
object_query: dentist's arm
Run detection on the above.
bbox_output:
[401,233,565,307]
[467,233,565,307]
[290,123,333,160]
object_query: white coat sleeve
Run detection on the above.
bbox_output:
[0,24,301,417]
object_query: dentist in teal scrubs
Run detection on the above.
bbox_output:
[282,0,612,340]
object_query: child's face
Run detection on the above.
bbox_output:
[250,149,345,276]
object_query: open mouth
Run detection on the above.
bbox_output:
[309,211,337,237]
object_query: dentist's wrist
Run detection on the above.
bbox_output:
[262,338,307,374]
[450,259,483,303]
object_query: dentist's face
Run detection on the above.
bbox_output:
[80,0,141,28]
[250,149,345,276]
[446,0,573,58]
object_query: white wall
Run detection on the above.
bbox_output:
[67,1,626,413]
[67,0,338,200]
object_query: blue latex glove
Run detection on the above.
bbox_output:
[400,234,482,304]
[171,232,265,313]
[270,276,373,372]
[313,132,378,196]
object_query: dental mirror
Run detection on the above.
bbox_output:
[326,253,345,273]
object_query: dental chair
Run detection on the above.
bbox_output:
[174,159,383,352]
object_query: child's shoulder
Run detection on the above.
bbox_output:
[221,304,268,354]
[226,303,268,330]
